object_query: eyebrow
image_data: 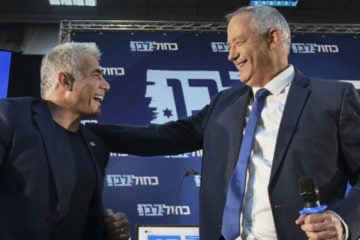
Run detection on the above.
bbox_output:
[227,36,244,46]
[91,68,103,75]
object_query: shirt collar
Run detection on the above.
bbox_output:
[252,65,295,97]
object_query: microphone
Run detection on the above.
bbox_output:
[298,176,327,214]
[185,168,199,176]
[175,168,200,206]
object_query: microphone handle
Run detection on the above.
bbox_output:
[299,204,327,214]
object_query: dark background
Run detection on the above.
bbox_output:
[1,0,360,23]
[7,53,42,98]
[1,0,360,98]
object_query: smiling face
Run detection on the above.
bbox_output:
[227,12,279,87]
[68,53,110,118]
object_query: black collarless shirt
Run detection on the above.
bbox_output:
[52,124,97,240]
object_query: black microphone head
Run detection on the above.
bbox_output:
[184,168,198,176]
[298,176,320,208]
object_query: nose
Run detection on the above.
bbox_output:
[228,47,238,62]
[101,76,111,92]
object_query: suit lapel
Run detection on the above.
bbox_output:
[32,101,76,219]
[217,87,251,168]
[269,69,310,185]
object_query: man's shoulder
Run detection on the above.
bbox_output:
[307,76,354,92]
[0,97,42,116]
[218,84,249,99]
[0,97,39,106]
[294,68,353,92]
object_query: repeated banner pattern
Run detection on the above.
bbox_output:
[72,31,360,239]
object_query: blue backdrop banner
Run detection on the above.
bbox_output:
[71,31,360,239]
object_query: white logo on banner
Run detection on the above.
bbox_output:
[102,67,125,76]
[80,119,98,125]
[130,41,179,51]
[106,174,159,187]
[109,153,128,157]
[340,80,360,89]
[194,175,201,187]
[291,43,339,53]
[146,70,238,124]
[211,42,229,52]
[164,149,203,158]
[137,204,191,216]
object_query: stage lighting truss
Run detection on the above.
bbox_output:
[59,20,360,43]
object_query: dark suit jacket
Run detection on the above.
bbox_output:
[89,69,360,240]
[0,97,110,240]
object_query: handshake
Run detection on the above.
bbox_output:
[104,209,131,240]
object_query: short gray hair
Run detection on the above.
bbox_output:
[225,5,291,55]
[40,42,101,98]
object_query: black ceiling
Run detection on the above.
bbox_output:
[0,0,360,24]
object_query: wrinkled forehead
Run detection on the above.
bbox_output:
[227,12,256,40]
[227,11,255,30]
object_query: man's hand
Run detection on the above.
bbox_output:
[104,209,130,240]
[295,211,344,240]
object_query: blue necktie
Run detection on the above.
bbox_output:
[221,88,270,240]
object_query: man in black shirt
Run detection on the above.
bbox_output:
[0,42,129,240]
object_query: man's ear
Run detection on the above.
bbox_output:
[58,72,74,91]
[267,28,281,50]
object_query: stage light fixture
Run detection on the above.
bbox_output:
[49,0,97,6]
[249,0,299,7]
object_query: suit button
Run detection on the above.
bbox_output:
[273,204,285,209]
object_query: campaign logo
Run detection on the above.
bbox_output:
[80,119,98,125]
[102,67,125,76]
[194,175,201,187]
[164,150,203,158]
[211,42,229,52]
[109,152,128,157]
[291,43,339,54]
[130,41,179,52]
[145,70,238,124]
[340,80,360,90]
[106,174,159,187]
[137,204,191,216]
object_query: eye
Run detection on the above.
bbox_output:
[92,70,103,78]
[235,40,244,46]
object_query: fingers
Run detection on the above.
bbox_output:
[105,213,129,230]
[295,211,344,240]
[105,208,114,217]
[295,214,306,225]
[105,209,130,240]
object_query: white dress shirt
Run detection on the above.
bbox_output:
[237,65,295,240]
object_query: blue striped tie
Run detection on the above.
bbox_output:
[221,88,270,240]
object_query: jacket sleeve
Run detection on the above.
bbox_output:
[86,105,209,156]
[330,83,360,240]
[0,100,13,166]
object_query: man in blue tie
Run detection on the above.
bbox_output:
[89,5,360,240]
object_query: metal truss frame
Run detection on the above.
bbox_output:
[60,20,360,43]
